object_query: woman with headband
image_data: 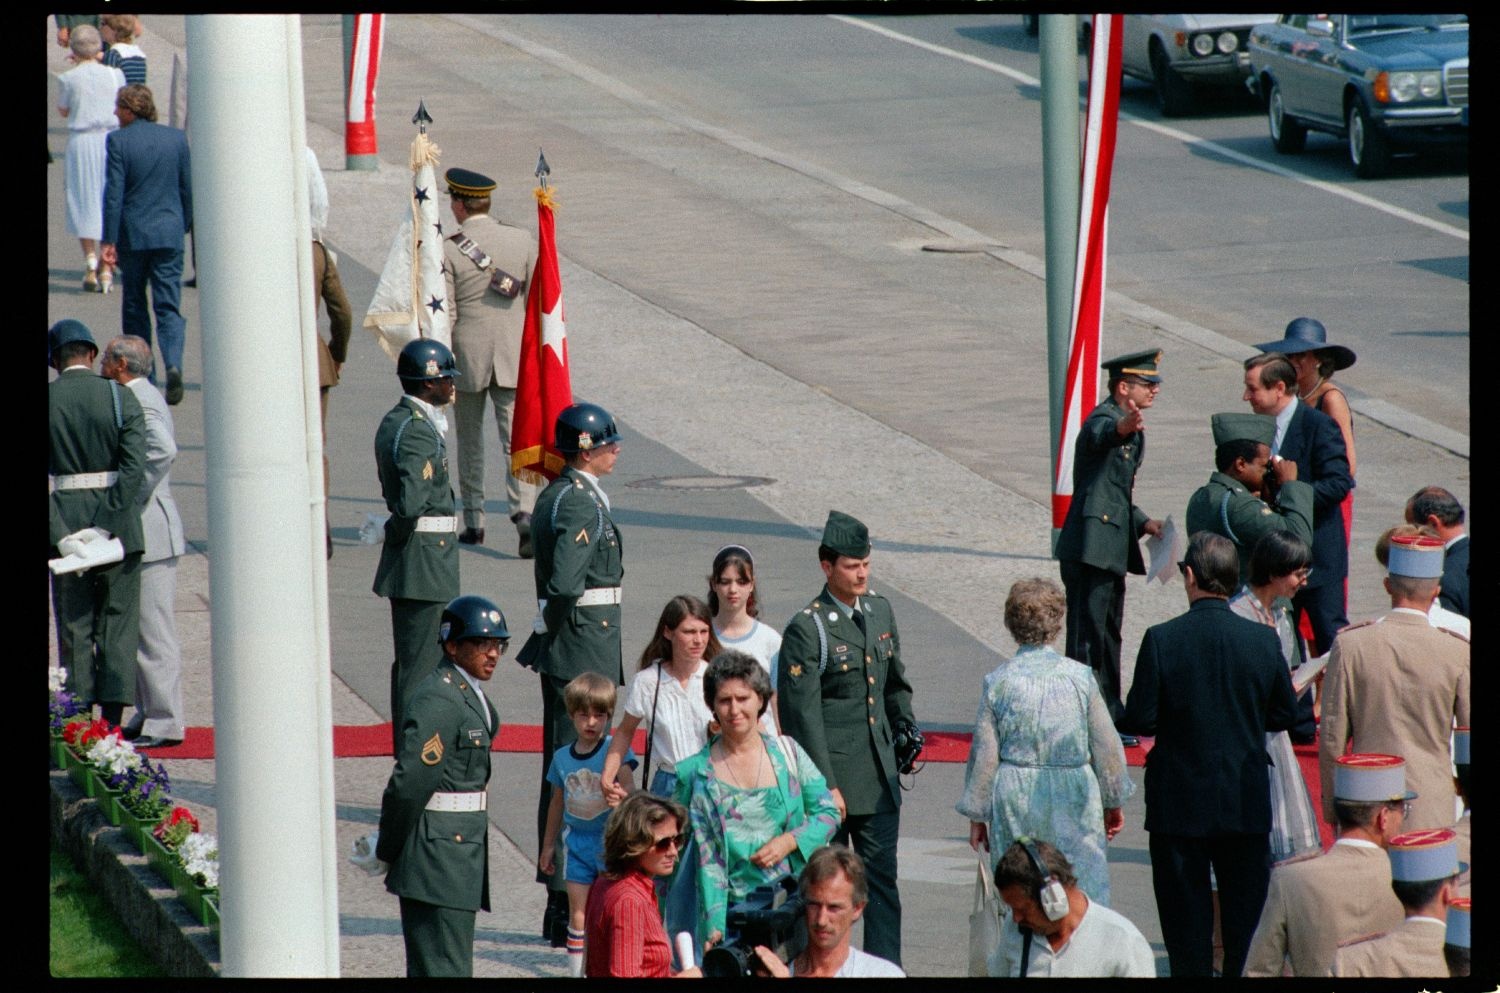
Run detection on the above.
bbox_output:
[708,543,782,734]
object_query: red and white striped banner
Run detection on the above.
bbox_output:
[1052,14,1124,529]
[345,14,384,158]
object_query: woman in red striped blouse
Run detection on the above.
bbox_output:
[585,793,703,977]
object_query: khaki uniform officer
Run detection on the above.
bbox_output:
[378,595,506,977]
[1330,827,1463,978]
[1185,412,1313,586]
[1056,349,1165,734]
[49,319,146,726]
[515,402,624,939]
[1243,753,1409,976]
[374,339,461,752]
[441,167,540,556]
[778,510,916,967]
[1319,534,1470,832]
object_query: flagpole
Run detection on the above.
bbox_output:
[1040,14,1081,555]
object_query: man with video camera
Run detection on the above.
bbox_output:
[744,846,905,978]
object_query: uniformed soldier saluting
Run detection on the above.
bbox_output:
[777,510,916,968]
[1055,349,1165,740]
[374,339,462,752]
[377,595,506,978]
[1185,412,1314,586]
[516,402,625,942]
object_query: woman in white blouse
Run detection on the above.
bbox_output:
[707,543,782,734]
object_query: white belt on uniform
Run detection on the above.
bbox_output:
[576,587,623,607]
[51,471,119,492]
[414,516,458,533]
[425,791,487,812]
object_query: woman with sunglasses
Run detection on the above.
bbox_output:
[584,792,702,977]
[673,650,840,959]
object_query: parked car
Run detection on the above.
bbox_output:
[1116,15,1278,116]
[1247,14,1469,178]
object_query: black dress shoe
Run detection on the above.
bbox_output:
[1119,734,1140,748]
[135,735,184,749]
[514,512,534,559]
[165,367,184,405]
[122,726,143,741]
[459,526,485,546]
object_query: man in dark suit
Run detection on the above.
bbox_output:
[1057,349,1165,735]
[1122,532,1298,979]
[49,320,146,726]
[374,339,462,753]
[515,402,625,942]
[378,595,506,977]
[101,84,192,405]
[779,510,917,966]
[1405,486,1468,618]
[1242,353,1353,654]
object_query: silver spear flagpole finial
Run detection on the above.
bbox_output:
[535,148,551,190]
[412,100,433,134]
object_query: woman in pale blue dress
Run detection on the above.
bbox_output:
[957,577,1132,905]
[56,25,124,292]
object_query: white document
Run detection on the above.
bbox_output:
[49,534,125,575]
[1291,652,1331,698]
[1145,514,1184,584]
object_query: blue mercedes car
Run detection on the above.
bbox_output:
[1247,14,1468,178]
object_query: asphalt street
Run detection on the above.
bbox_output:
[47,13,1467,978]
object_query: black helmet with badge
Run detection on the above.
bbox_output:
[555,402,622,454]
[397,338,460,382]
[439,595,510,645]
[48,318,97,362]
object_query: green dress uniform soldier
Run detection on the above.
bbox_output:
[1056,349,1165,735]
[374,339,461,752]
[1185,412,1314,586]
[514,402,625,940]
[777,510,916,967]
[441,167,540,556]
[49,319,147,726]
[377,595,506,978]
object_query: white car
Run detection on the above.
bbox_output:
[1116,14,1279,116]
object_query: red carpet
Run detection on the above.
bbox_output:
[143,724,1332,847]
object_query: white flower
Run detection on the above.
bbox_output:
[86,733,143,777]
[49,667,68,693]
[179,833,220,889]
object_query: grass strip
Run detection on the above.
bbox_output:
[50,842,163,977]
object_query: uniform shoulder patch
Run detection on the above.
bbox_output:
[787,663,803,679]
[575,526,589,545]
[421,732,444,766]
[422,460,434,480]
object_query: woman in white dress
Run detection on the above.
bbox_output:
[707,543,781,734]
[56,25,125,293]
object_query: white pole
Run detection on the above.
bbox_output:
[186,14,339,977]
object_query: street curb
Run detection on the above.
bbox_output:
[49,770,219,978]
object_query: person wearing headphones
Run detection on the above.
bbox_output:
[990,838,1155,978]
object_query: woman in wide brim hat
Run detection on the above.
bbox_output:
[1255,317,1358,475]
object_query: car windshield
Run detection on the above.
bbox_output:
[1345,14,1467,37]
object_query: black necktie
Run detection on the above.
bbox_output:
[853,609,866,635]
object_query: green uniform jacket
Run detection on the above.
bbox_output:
[377,660,497,911]
[49,368,147,554]
[1185,472,1315,584]
[776,587,915,817]
[1055,398,1149,576]
[372,397,459,602]
[523,467,624,685]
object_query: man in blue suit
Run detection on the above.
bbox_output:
[101,84,192,405]
[1242,352,1352,742]
[1122,532,1298,979]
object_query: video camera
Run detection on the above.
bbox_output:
[701,876,805,978]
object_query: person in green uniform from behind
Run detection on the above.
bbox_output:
[374,339,462,753]
[1185,412,1314,586]
[777,510,916,967]
[377,594,506,977]
[49,318,147,726]
[515,402,625,943]
[1056,349,1165,743]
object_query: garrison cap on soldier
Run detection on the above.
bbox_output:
[1211,412,1277,448]
[821,510,870,559]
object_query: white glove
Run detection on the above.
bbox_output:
[58,527,112,557]
[349,830,389,876]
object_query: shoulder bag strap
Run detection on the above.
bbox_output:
[1018,927,1034,978]
[642,662,663,789]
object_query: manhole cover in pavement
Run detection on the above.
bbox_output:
[627,474,774,491]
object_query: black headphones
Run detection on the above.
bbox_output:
[1018,837,1069,922]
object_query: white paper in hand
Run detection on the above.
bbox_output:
[1145,514,1184,584]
